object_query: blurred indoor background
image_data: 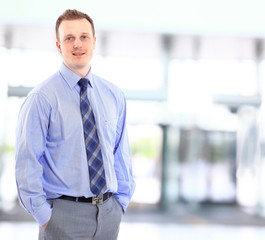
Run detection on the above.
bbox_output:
[1,0,265,239]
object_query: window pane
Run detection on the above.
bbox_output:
[93,56,164,90]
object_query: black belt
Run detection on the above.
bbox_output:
[58,192,112,205]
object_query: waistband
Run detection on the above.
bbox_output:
[58,192,112,205]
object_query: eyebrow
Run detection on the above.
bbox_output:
[64,32,90,37]
[64,34,74,38]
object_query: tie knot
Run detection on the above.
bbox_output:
[78,78,89,89]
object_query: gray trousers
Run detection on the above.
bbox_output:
[39,196,123,240]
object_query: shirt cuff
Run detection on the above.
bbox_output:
[32,201,52,226]
[114,193,130,213]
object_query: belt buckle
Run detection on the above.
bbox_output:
[92,196,103,205]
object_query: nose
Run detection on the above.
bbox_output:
[74,38,82,48]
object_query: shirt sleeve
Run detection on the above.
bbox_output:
[15,93,52,226]
[113,94,136,211]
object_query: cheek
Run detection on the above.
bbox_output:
[61,46,71,56]
[60,42,70,50]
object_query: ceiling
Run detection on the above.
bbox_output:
[1,0,265,36]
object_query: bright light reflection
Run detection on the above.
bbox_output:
[93,56,164,90]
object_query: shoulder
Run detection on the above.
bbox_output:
[22,71,62,112]
[30,71,61,95]
[91,73,125,100]
[27,71,63,101]
[92,74,124,96]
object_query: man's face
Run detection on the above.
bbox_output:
[56,19,96,77]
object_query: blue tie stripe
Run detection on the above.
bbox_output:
[91,172,106,194]
[89,156,103,179]
[78,78,107,197]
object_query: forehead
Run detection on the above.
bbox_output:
[58,19,93,36]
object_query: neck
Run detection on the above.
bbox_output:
[76,69,90,78]
[74,67,91,78]
[64,63,90,78]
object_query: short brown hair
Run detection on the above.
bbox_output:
[55,9,95,41]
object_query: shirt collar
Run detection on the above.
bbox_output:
[59,63,93,89]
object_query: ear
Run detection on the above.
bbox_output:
[93,36,96,50]
[56,41,62,54]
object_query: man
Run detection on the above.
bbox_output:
[15,9,135,240]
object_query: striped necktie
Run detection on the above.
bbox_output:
[78,78,107,197]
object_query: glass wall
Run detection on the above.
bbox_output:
[178,128,236,203]
[0,32,265,214]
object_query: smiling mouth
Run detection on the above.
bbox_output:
[72,52,85,56]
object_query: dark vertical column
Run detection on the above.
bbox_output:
[161,124,169,210]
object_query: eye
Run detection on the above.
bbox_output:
[65,36,73,41]
[81,35,88,40]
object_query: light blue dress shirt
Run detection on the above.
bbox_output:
[15,63,135,226]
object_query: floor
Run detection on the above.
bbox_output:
[1,221,265,240]
[1,203,265,240]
